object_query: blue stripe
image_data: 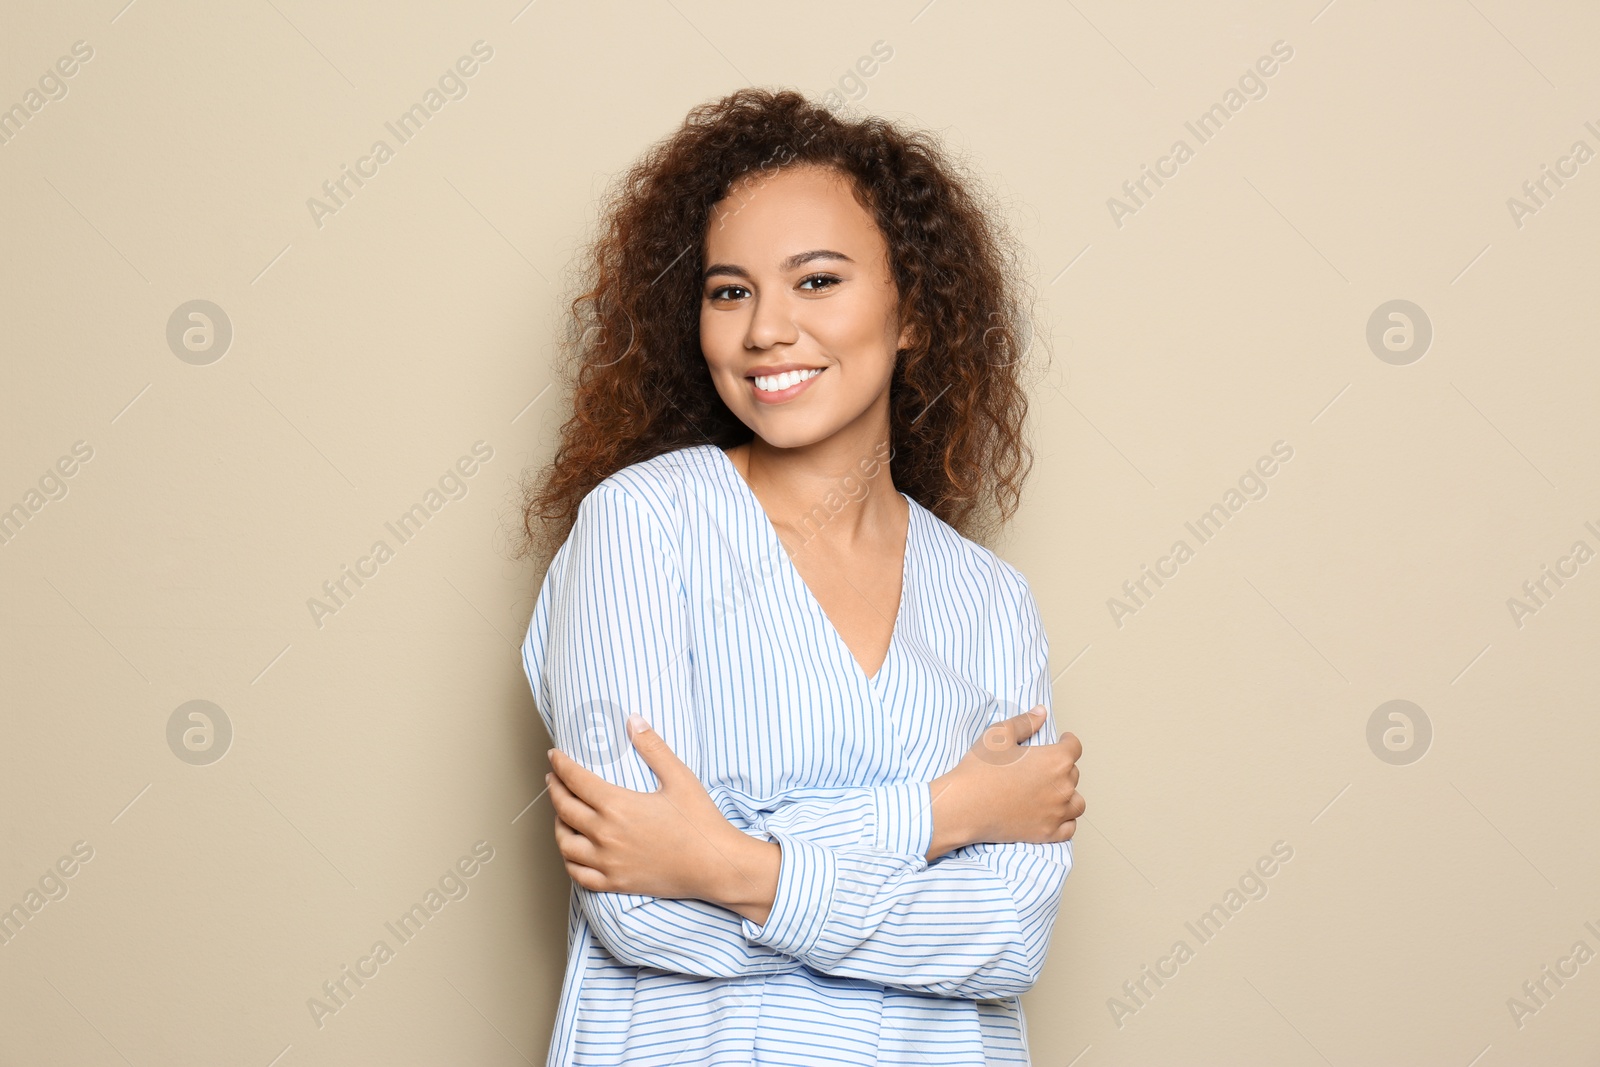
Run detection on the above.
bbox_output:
[523,443,1073,1065]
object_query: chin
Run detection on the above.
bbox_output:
[738,419,831,451]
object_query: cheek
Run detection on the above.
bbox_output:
[809,295,897,370]
[699,310,736,365]
[699,317,746,398]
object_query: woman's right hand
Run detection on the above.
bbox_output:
[927,705,1084,860]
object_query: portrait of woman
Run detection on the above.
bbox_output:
[517,89,1086,1065]
[6,5,1582,1063]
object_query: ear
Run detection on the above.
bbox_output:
[895,314,920,353]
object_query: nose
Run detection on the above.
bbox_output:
[744,290,798,351]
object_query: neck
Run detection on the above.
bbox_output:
[731,427,899,548]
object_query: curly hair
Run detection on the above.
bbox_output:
[515,88,1046,569]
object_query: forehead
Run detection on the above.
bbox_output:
[703,164,885,263]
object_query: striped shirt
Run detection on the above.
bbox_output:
[521,442,1073,1065]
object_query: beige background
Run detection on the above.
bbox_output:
[2,0,1597,1063]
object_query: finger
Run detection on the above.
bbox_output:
[979,709,1042,756]
[1069,792,1087,819]
[1057,819,1077,842]
[549,747,624,806]
[1010,705,1048,742]
[998,703,1049,748]
[626,714,689,785]
[552,812,590,844]
[1039,754,1078,803]
[547,771,602,836]
[553,815,602,867]
[1058,731,1083,761]
[563,858,606,892]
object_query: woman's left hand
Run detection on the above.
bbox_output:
[546,715,748,901]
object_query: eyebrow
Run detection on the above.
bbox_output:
[702,249,853,283]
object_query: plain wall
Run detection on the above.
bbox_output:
[2,1,1597,1063]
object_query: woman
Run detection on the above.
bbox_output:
[518,88,1086,1066]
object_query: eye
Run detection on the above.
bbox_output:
[707,284,749,302]
[799,273,841,292]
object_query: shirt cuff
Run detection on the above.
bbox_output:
[740,829,837,958]
[871,782,935,858]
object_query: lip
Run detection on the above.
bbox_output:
[747,364,825,404]
[745,361,825,378]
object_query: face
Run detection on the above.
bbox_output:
[700,163,913,451]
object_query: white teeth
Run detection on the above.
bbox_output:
[752,368,822,393]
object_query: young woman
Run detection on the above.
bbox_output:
[518,88,1086,1066]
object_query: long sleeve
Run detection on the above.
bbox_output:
[740,781,935,857]
[530,482,797,978]
[527,482,934,979]
[738,569,1074,1001]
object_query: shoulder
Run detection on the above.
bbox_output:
[596,444,708,497]
[576,444,711,548]
[913,499,1035,612]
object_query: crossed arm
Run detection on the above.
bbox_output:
[527,483,1079,1000]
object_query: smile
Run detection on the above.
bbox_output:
[749,367,824,402]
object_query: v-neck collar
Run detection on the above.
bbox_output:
[703,443,913,688]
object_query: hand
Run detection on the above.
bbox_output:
[546,715,752,901]
[932,705,1085,853]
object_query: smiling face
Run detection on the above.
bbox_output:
[700,163,914,451]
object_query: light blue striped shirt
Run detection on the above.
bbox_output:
[522,442,1073,1065]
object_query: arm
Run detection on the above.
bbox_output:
[720,571,1074,1001]
[527,481,797,978]
[529,486,1070,990]
[733,776,969,862]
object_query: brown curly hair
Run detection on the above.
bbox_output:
[515,87,1046,569]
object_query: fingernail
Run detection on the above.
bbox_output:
[547,748,555,760]
[627,713,648,735]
